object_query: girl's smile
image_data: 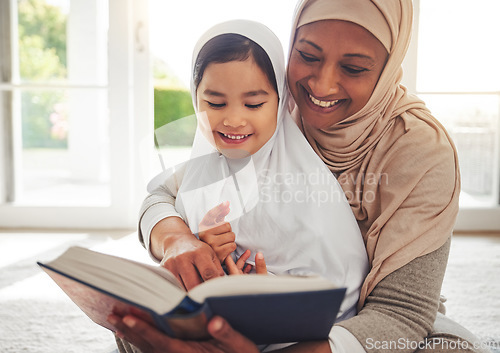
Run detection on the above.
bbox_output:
[218,132,253,144]
[196,57,278,157]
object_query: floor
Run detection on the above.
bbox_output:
[0,229,499,353]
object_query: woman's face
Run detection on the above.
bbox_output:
[196,57,278,158]
[287,20,388,129]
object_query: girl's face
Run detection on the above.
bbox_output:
[196,57,278,158]
[287,20,388,129]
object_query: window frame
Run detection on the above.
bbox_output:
[0,0,153,229]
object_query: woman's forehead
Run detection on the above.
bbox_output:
[294,20,388,57]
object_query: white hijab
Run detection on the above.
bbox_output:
[173,19,368,320]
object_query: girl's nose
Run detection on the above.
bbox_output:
[309,64,340,97]
[223,110,247,128]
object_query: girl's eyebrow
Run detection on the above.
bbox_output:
[243,89,269,97]
[203,89,269,97]
[203,89,225,97]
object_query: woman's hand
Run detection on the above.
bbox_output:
[151,216,225,290]
[108,314,260,353]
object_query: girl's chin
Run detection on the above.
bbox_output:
[218,148,252,159]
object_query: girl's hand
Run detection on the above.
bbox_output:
[108,314,260,353]
[225,250,267,275]
[198,202,237,263]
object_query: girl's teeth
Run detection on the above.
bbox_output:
[309,94,339,108]
[222,133,249,140]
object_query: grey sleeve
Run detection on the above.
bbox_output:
[138,163,187,249]
[337,237,451,353]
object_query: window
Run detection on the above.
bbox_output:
[0,0,152,228]
[405,0,500,230]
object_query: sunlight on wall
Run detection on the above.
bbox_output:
[417,0,500,92]
[150,0,296,87]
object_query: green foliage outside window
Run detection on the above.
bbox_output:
[18,0,68,148]
[18,0,195,148]
[154,88,196,146]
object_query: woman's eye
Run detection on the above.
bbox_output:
[343,66,368,75]
[245,103,265,109]
[207,101,226,108]
[296,49,318,63]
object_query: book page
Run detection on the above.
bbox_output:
[188,274,336,303]
[43,247,187,314]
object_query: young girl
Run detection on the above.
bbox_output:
[144,20,368,322]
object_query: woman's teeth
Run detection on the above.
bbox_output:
[309,94,339,108]
[222,133,250,140]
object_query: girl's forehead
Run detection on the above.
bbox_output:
[198,59,275,93]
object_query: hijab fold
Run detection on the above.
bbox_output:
[291,0,460,308]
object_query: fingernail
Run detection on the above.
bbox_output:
[123,316,136,328]
[211,317,223,332]
[108,315,118,326]
[256,252,264,260]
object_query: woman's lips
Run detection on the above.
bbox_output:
[309,94,339,108]
[302,87,344,113]
[218,132,252,144]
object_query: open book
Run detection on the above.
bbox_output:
[38,246,346,344]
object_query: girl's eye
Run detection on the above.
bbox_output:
[296,49,318,63]
[245,103,265,109]
[343,66,368,75]
[207,101,226,108]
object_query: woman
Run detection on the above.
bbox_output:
[112,0,491,352]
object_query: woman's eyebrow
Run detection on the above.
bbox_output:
[343,53,375,64]
[298,38,322,52]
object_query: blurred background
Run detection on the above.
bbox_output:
[0,0,499,230]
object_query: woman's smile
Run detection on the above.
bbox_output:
[287,20,388,129]
[303,87,346,113]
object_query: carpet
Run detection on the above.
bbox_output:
[0,231,499,353]
[0,230,147,353]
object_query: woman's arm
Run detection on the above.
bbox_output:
[139,164,224,290]
[150,215,224,290]
[336,238,450,353]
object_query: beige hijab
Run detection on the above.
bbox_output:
[290,0,460,308]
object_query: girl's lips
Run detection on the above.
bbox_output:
[218,132,253,145]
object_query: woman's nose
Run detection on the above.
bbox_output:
[309,64,340,97]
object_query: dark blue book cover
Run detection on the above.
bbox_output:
[38,247,346,345]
